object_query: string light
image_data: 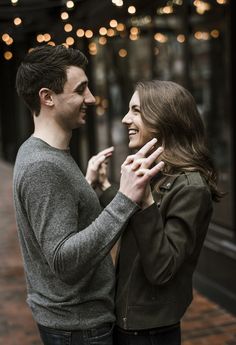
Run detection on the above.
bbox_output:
[2,34,10,42]
[117,23,125,31]
[14,17,22,26]
[6,37,14,45]
[44,33,51,42]
[64,23,73,32]
[47,41,56,46]
[61,12,69,20]
[107,28,115,37]
[11,0,18,4]
[210,29,220,38]
[128,6,136,14]
[89,42,97,55]
[119,49,127,57]
[76,29,85,37]
[99,27,107,36]
[36,34,45,43]
[154,33,168,43]
[4,51,13,60]
[66,37,74,45]
[98,37,107,45]
[66,1,74,9]
[130,27,139,35]
[85,30,93,38]
[177,34,185,43]
[110,20,118,28]
[216,0,227,4]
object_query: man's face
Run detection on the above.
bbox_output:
[53,66,95,130]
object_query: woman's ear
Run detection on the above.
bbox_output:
[39,88,54,107]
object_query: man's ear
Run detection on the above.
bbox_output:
[39,88,54,107]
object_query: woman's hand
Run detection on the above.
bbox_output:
[98,161,111,191]
[85,147,114,189]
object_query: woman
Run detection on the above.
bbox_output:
[87,80,221,345]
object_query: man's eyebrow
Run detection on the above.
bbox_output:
[73,80,88,92]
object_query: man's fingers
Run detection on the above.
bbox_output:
[136,138,157,158]
[121,155,135,167]
[148,161,165,178]
[135,161,164,178]
[143,146,164,167]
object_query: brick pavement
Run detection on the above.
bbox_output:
[1,159,236,345]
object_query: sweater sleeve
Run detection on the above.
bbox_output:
[20,161,138,284]
[130,184,213,285]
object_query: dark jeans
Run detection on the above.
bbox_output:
[113,323,181,345]
[37,323,114,345]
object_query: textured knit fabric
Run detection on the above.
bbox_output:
[13,136,138,330]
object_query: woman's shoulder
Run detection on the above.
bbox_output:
[160,171,210,193]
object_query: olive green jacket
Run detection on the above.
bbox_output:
[100,172,213,330]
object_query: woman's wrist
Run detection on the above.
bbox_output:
[100,180,111,191]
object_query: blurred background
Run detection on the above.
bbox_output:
[0,0,235,343]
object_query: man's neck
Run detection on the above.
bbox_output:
[33,114,71,150]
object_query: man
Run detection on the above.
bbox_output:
[13,45,164,345]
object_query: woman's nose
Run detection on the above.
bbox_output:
[122,112,132,124]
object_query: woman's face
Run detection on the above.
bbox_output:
[122,91,153,149]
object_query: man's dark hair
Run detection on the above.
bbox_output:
[16,45,88,116]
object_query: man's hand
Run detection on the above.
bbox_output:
[85,147,114,188]
[119,138,164,205]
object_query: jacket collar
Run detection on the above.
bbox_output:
[159,174,181,190]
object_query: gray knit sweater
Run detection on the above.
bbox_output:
[13,137,138,330]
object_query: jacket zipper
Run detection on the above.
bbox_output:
[122,256,138,329]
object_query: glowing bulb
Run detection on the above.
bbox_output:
[36,34,45,43]
[66,37,74,45]
[110,19,118,28]
[98,37,107,45]
[128,6,136,14]
[44,33,51,42]
[85,30,93,38]
[61,12,69,20]
[99,27,107,36]
[177,34,185,43]
[2,34,10,42]
[117,23,125,31]
[6,37,14,45]
[66,1,74,9]
[76,29,84,37]
[119,49,127,57]
[14,17,22,25]
[4,51,13,60]
[107,29,115,37]
[64,23,73,32]
[130,27,139,35]
[210,29,220,38]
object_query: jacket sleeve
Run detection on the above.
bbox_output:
[130,184,212,285]
[20,161,138,284]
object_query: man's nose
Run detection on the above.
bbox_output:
[85,88,96,104]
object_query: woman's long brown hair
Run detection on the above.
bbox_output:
[136,80,222,201]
